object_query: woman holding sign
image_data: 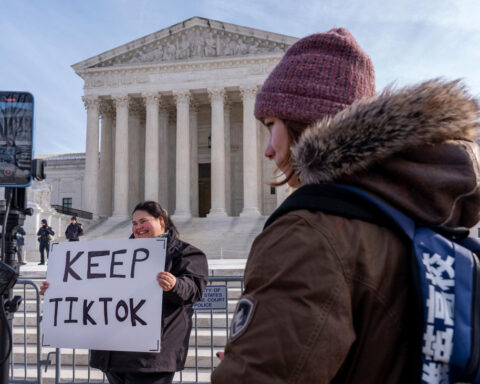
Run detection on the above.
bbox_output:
[41,201,208,384]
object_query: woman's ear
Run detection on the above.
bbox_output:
[159,217,166,233]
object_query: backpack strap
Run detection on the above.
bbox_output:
[265,184,415,239]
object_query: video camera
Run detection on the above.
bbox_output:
[0,92,44,186]
[0,91,44,377]
[0,91,37,291]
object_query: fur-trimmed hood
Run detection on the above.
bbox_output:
[292,79,480,227]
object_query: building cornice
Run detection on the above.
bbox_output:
[76,53,283,78]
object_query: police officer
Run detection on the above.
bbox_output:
[37,219,54,265]
[65,216,83,241]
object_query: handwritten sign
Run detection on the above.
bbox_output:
[194,285,228,310]
[42,238,166,353]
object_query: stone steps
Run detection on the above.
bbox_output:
[83,216,266,259]
[11,364,213,383]
[13,326,229,348]
[12,345,224,368]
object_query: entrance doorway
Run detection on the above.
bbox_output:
[198,163,211,217]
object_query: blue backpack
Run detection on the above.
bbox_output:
[265,184,480,383]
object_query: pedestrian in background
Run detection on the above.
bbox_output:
[65,216,83,241]
[37,219,54,265]
[16,226,26,265]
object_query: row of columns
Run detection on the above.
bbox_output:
[82,85,262,220]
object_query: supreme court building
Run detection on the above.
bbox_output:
[65,17,298,219]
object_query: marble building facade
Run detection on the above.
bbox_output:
[58,17,298,219]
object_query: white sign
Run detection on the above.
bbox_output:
[194,285,228,310]
[42,238,166,353]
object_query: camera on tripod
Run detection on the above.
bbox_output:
[0,92,35,186]
[0,91,46,377]
[0,91,39,278]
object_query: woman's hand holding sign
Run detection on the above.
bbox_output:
[157,271,176,291]
[39,281,49,296]
[42,272,178,295]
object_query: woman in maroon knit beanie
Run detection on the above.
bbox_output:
[254,27,375,186]
[213,27,384,383]
[213,24,480,383]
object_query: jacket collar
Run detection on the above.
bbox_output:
[292,79,480,184]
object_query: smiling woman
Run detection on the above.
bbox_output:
[37,200,209,384]
[132,210,165,239]
[86,200,209,384]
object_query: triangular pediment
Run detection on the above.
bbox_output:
[72,17,298,72]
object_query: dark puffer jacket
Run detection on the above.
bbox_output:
[37,225,54,245]
[90,239,208,373]
[65,223,84,241]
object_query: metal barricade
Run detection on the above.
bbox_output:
[185,276,244,384]
[8,279,43,384]
[9,276,243,384]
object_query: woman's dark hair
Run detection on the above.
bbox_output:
[269,119,308,187]
[132,201,180,252]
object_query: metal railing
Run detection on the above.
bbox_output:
[8,279,43,384]
[9,276,244,384]
[50,206,93,220]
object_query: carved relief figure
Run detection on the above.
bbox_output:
[191,29,205,57]
[149,45,164,62]
[248,40,259,54]
[178,35,191,59]
[223,37,233,56]
[164,41,177,61]
[234,38,248,56]
[204,31,217,57]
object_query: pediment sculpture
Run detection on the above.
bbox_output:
[93,27,289,68]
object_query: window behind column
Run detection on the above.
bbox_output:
[62,197,72,209]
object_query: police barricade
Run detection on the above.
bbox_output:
[9,276,244,384]
[187,277,237,384]
[8,279,43,384]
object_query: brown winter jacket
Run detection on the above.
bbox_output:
[211,80,480,383]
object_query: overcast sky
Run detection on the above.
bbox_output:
[1,0,479,155]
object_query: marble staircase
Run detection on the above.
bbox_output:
[82,216,266,259]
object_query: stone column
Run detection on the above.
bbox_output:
[158,104,169,208]
[240,86,261,216]
[173,90,191,219]
[276,181,293,207]
[99,103,115,217]
[82,96,100,215]
[143,93,160,202]
[128,100,144,211]
[224,101,232,215]
[190,103,199,217]
[207,88,227,217]
[112,94,129,219]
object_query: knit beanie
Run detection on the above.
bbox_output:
[254,28,376,125]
